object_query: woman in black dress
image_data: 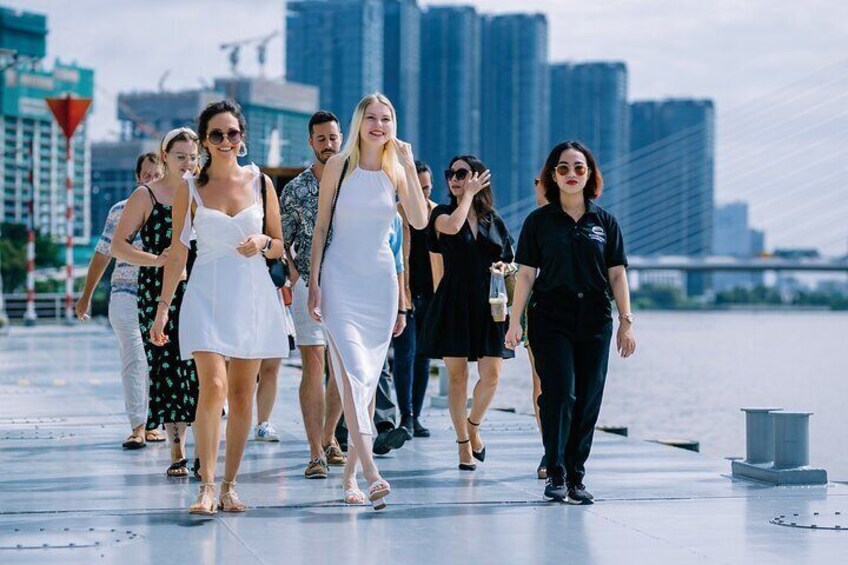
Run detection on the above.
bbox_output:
[112,128,200,477]
[420,155,514,471]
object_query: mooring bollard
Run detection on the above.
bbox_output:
[741,408,782,464]
[773,412,812,469]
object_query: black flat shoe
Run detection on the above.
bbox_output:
[467,418,486,462]
[412,417,430,438]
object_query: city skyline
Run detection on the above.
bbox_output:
[3,0,846,255]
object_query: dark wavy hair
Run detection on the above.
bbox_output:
[197,99,247,186]
[134,152,159,180]
[541,140,603,204]
[447,154,494,223]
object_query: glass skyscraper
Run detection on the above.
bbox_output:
[629,99,715,294]
[383,0,420,149]
[480,13,548,227]
[286,0,384,129]
[549,62,629,218]
[419,6,481,198]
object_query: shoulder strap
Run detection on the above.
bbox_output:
[260,174,268,235]
[142,184,158,205]
[318,158,350,285]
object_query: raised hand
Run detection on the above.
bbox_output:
[465,170,491,197]
[391,138,415,169]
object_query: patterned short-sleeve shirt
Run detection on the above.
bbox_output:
[95,200,141,296]
[280,167,319,281]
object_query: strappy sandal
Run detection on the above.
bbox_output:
[191,458,201,481]
[368,478,391,511]
[343,486,366,505]
[467,418,486,462]
[122,434,145,450]
[189,483,216,515]
[166,458,188,478]
[218,479,247,513]
[145,429,166,442]
[457,439,477,471]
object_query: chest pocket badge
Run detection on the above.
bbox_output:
[588,225,606,243]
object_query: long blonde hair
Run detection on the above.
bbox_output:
[339,92,402,186]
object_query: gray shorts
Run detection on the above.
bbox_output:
[291,277,325,347]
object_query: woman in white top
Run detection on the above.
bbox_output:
[308,93,428,510]
[151,100,289,515]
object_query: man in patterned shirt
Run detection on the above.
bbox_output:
[281,111,347,478]
[75,153,164,448]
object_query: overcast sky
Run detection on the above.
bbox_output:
[8,0,848,254]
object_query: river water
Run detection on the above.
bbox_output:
[495,310,848,481]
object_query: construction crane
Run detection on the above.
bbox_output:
[220,31,280,77]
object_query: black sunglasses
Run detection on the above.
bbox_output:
[207,128,243,145]
[444,168,471,181]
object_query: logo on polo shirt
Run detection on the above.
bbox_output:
[588,225,606,243]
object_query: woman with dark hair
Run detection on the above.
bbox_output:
[151,100,289,514]
[505,141,636,505]
[419,155,515,471]
[112,128,200,476]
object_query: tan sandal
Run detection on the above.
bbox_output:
[218,479,247,513]
[145,429,166,442]
[189,483,216,515]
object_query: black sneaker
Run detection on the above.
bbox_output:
[412,417,431,438]
[399,415,415,440]
[566,482,594,505]
[543,476,567,501]
[373,427,409,455]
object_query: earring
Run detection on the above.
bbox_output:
[199,148,209,168]
[237,143,248,158]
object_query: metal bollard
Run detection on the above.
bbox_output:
[741,408,782,464]
[438,365,450,396]
[773,412,812,469]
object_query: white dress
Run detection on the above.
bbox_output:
[178,164,290,360]
[322,167,397,435]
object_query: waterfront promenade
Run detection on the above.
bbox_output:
[0,325,846,564]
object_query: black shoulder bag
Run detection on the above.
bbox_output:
[317,158,350,286]
[261,174,289,289]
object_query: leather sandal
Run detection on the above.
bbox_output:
[218,479,247,512]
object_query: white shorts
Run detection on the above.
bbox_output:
[291,277,326,347]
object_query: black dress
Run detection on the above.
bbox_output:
[137,187,199,430]
[419,203,515,361]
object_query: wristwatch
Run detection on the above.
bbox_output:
[261,237,272,255]
[618,312,634,324]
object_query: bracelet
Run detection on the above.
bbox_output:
[397,310,406,316]
[157,299,171,309]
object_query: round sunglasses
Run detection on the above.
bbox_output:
[207,128,243,145]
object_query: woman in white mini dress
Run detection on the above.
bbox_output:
[308,93,428,510]
[152,100,289,515]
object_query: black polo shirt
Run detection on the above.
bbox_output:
[515,201,627,297]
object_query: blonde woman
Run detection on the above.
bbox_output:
[308,93,428,510]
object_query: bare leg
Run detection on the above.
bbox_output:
[528,347,542,432]
[299,345,326,459]
[223,358,262,482]
[445,357,473,464]
[322,363,344,447]
[468,357,502,453]
[256,358,281,424]
[192,352,229,484]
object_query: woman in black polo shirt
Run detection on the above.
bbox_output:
[505,141,636,504]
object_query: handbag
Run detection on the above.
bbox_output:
[317,158,350,285]
[260,174,291,295]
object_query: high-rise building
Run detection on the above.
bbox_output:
[628,99,715,295]
[549,62,628,217]
[90,139,158,233]
[0,8,94,242]
[286,0,383,128]
[419,5,481,198]
[117,79,318,168]
[712,202,765,291]
[480,13,548,226]
[383,0,420,149]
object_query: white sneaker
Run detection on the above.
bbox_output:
[255,421,280,442]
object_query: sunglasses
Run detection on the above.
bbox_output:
[555,163,588,177]
[207,128,243,145]
[444,168,471,181]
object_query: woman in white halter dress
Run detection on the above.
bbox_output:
[151,102,288,516]
[308,94,429,509]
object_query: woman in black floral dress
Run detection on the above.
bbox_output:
[113,128,200,477]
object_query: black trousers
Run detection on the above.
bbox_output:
[528,291,612,484]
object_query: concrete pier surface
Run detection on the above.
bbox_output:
[1,325,846,564]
